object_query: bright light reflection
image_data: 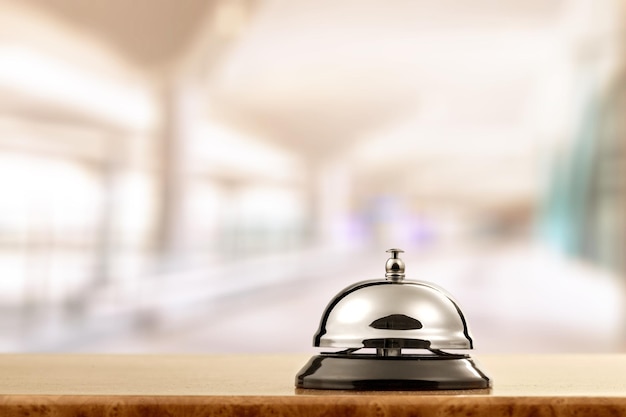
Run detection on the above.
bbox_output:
[0,45,155,130]
[336,299,371,324]
[190,122,302,182]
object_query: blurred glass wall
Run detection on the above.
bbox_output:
[0,0,624,353]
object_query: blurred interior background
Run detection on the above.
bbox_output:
[0,0,625,354]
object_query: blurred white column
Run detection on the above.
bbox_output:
[157,79,207,267]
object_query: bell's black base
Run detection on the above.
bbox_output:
[295,354,491,390]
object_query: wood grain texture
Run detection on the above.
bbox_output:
[2,396,626,417]
[0,354,625,416]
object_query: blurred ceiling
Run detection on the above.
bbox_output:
[13,0,215,67]
[208,0,566,156]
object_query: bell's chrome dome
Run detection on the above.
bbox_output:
[313,250,474,350]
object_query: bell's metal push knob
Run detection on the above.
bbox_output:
[385,248,405,281]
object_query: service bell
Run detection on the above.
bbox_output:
[295,248,491,390]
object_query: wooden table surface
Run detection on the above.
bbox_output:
[1,354,625,416]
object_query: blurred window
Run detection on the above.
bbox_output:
[0,148,104,305]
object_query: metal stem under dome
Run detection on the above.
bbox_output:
[377,348,402,357]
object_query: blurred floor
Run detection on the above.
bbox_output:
[7,243,620,354]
